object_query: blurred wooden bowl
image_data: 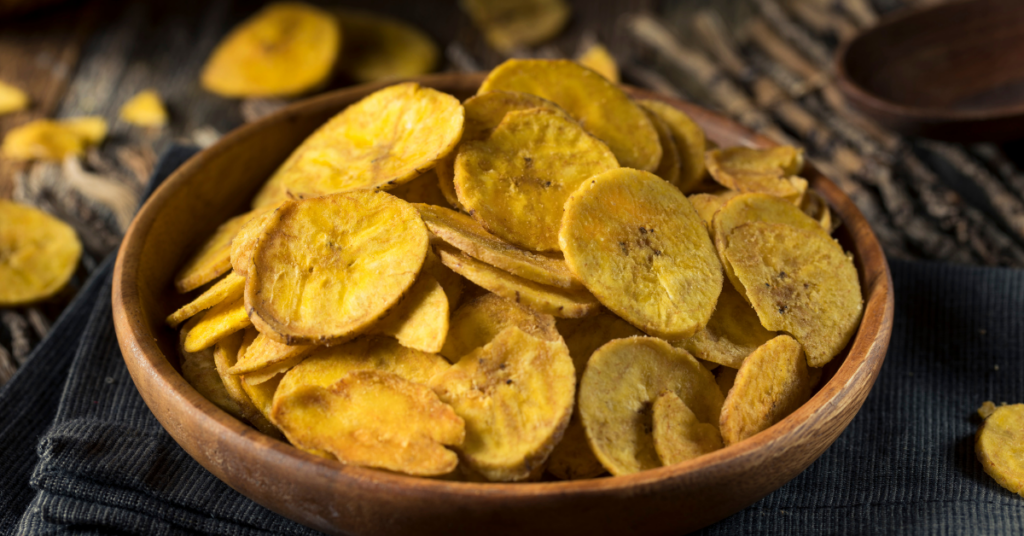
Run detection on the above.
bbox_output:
[112,72,893,536]
[836,0,1024,141]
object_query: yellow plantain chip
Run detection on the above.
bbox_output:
[578,337,723,475]
[560,168,722,340]
[719,335,810,446]
[251,83,463,207]
[119,89,168,127]
[336,9,439,83]
[976,402,1024,498]
[417,203,581,289]
[389,170,451,209]
[59,116,108,146]
[706,146,806,202]
[688,190,739,230]
[0,200,81,307]
[422,247,463,309]
[273,370,464,476]
[801,188,836,233]
[724,222,863,367]
[227,331,313,376]
[1,117,107,161]
[479,59,660,172]
[652,390,723,466]
[459,0,570,53]
[200,2,340,98]
[713,192,830,300]
[184,295,252,353]
[243,354,308,386]
[213,330,281,437]
[246,191,428,345]
[177,208,267,293]
[716,366,737,398]
[241,371,284,426]
[643,109,681,187]
[436,243,600,319]
[636,99,706,193]
[430,326,575,481]
[179,317,244,418]
[229,206,279,277]
[0,80,29,115]
[166,271,245,327]
[673,280,776,369]
[455,108,618,252]
[371,273,449,353]
[440,293,559,362]
[546,414,605,480]
[576,42,619,84]
[436,90,568,211]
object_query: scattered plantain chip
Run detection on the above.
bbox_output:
[213,330,281,437]
[719,335,810,446]
[183,295,251,353]
[652,390,723,466]
[246,191,428,345]
[273,370,465,476]
[975,402,1024,498]
[436,243,600,319]
[177,208,268,293]
[0,80,29,115]
[119,89,168,127]
[430,326,575,481]
[724,222,863,367]
[454,108,618,252]
[479,59,660,172]
[1,117,107,161]
[200,2,341,98]
[0,200,82,307]
[560,168,722,340]
[578,337,723,475]
[416,203,581,289]
[336,9,439,83]
[673,279,775,369]
[576,42,619,84]
[370,272,449,353]
[167,271,245,328]
[459,0,570,53]
[179,316,245,418]
[636,99,706,193]
[440,292,559,362]
[251,82,463,207]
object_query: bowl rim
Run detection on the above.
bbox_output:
[113,72,893,501]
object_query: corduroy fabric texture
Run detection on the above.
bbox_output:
[0,146,1021,535]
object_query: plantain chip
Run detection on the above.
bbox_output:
[183,295,251,353]
[389,170,451,209]
[177,208,267,293]
[643,109,681,188]
[578,337,723,475]
[227,331,313,377]
[706,146,806,202]
[200,2,340,98]
[229,206,279,277]
[652,390,723,466]
[719,335,810,445]
[251,83,463,207]
[688,190,739,230]
[246,191,428,345]
[241,371,284,426]
[371,272,449,353]
[801,188,836,233]
[436,243,600,319]
[724,222,863,367]
[576,42,619,84]
[0,80,29,115]
[636,99,706,193]
[673,279,775,369]
[479,59,660,172]
[336,9,439,83]
[179,317,244,418]
[417,203,581,289]
[119,89,168,127]
[440,293,559,362]
[715,366,737,398]
[213,330,281,437]
[546,414,605,480]
[430,326,575,481]
[1,117,107,161]
[454,108,618,252]
[459,0,570,53]
[560,168,722,340]
[422,247,463,309]
[166,272,244,327]
[0,200,81,306]
[273,370,464,476]
[975,402,1024,498]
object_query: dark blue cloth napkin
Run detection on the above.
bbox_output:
[0,147,1022,535]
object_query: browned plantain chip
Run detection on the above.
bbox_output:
[440,292,559,362]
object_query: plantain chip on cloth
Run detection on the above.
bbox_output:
[336,9,439,83]
[250,82,463,208]
[245,191,428,345]
[370,272,449,353]
[652,391,723,466]
[479,59,660,172]
[673,280,776,369]
[0,200,81,306]
[273,370,465,476]
[637,99,706,193]
[719,335,810,446]
[560,168,722,340]
[578,337,723,475]
[431,326,575,481]
[459,0,570,53]
[166,271,245,328]
[975,402,1024,498]
[440,292,559,362]
[454,108,618,252]
[200,2,341,98]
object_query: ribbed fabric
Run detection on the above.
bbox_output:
[0,147,1021,534]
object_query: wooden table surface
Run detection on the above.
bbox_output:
[3,0,1024,381]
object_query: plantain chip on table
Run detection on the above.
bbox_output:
[0,200,81,307]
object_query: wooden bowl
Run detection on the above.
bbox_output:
[836,0,1024,141]
[112,73,893,536]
